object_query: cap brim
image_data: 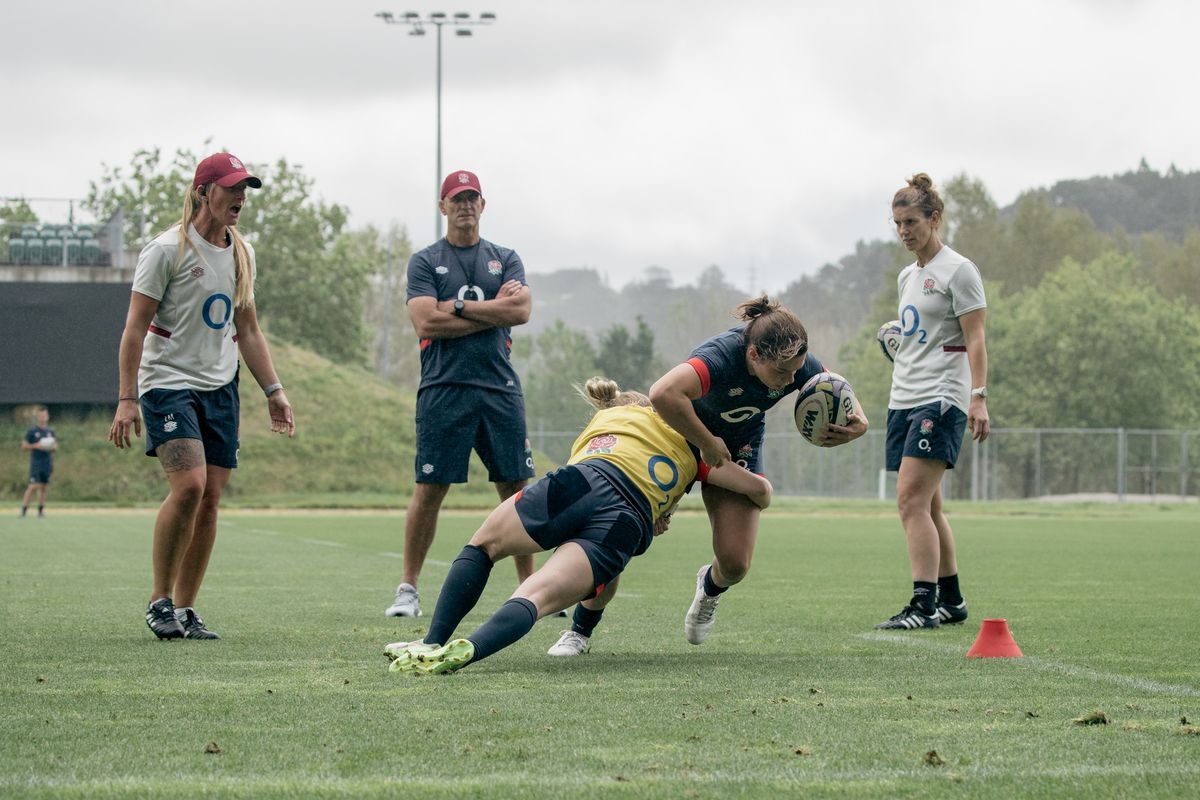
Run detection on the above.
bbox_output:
[215,172,263,189]
[442,185,480,200]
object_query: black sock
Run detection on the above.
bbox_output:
[571,605,605,637]
[20,507,27,516]
[424,545,494,646]
[467,597,538,664]
[937,574,963,606]
[703,566,728,597]
[910,581,937,615]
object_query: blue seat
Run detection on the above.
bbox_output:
[40,226,60,240]
[43,238,63,266]
[65,238,82,265]
[82,238,102,265]
[75,224,94,239]
[6,238,25,264]
[20,225,38,239]
[25,237,43,265]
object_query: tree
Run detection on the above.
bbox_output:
[595,316,661,392]
[87,146,197,247]
[513,320,599,461]
[988,251,1200,429]
[86,147,375,364]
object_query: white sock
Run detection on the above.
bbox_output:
[174,606,193,620]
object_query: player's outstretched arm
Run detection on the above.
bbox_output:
[705,461,773,509]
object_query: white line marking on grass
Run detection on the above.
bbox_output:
[298,538,345,548]
[243,528,278,535]
[860,632,1200,698]
[3,762,1198,791]
[425,559,450,567]
[379,551,405,558]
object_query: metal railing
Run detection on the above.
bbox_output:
[528,425,1200,502]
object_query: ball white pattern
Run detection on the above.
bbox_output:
[37,435,56,451]
[793,372,856,447]
[877,320,902,363]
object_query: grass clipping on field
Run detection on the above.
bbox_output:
[1072,710,1110,726]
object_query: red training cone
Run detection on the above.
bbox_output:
[966,618,1024,658]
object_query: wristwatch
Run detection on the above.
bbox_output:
[453,299,465,318]
[970,386,988,399]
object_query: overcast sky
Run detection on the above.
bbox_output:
[4,0,1197,292]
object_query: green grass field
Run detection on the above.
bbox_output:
[2,504,1197,799]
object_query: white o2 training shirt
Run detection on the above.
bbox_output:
[888,245,986,414]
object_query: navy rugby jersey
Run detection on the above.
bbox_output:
[25,426,56,471]
[406,237,526,394]
[686,327,826,444]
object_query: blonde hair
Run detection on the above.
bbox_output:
[574,377,651,410]
[734,295,808,362]
[175,184,254,309]
[892,172,945,220]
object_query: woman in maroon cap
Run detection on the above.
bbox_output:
[108,152,295,641]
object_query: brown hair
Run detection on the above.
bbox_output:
[575,377,652,410]
[892,172,944,220]
[735,296,808,362]
[174,183,254,309]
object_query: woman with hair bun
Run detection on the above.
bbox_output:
[877,173,989,630]
[386,377,772,674]
[108,152,295,641]
[550,298,868,656]
[646,296,868,646]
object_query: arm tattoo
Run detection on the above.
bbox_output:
[157,438,207,473]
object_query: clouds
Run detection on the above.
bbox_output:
[4,0,1199,292]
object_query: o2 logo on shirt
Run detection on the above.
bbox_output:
[721,406,761,424]
[203,293,233,331]
[901,304,927,344]
[457,284,485,301]
[646,455,680,512]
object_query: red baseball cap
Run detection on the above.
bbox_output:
[441,170,482,200]
[193,152,263,189]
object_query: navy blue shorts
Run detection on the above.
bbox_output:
[724,427,765,474]
[885,402,968,471]
[515,463,652,595]
[29,466,52,484]
[141,379,240,469]
[414,384,534,484]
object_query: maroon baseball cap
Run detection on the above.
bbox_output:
[441,170,482,200]
[193,152,262,189]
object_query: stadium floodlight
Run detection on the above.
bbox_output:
[376,10,499,240]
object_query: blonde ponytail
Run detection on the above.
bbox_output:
[574,377,651,410]
[171,184,253,309]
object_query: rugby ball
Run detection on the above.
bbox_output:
[877,320,902,363]
[793,372,856,447]
[37,435,56,451]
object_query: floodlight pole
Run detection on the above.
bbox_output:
[376,10,497,241]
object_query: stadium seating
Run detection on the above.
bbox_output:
[82,238,101,265]
[43,238,63,266]
[25,237,44,265]
[65,238,82,266]
[6,238,25,264]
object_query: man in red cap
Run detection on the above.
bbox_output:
[385,170,537,619]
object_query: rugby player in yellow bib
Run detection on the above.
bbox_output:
[386,377,771,674]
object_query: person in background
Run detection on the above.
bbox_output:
[20,406,56,518]
[387,170,539,620]
[108,152,295,641]
[386,377,772,675]
[876,172,989,630]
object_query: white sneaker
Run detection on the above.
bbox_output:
[684,565,721,645]
[384,583,421,617]
[547,630,590,656]
[384,639,438,662]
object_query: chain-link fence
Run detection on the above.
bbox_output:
[528,425,1200,502]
